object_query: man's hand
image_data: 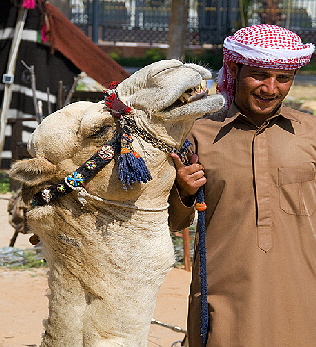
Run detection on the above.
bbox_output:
[171,152,206,203]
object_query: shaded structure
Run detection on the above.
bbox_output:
[0,0,130,168]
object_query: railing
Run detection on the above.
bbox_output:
[71,0,316,46]
[73,0,240,46]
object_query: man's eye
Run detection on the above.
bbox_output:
[277,76,292,82]
[253,73,266,79]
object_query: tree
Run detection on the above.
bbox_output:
[167,0,189,60]
[239,0,253,27]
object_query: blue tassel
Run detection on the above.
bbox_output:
[118,151,152,189]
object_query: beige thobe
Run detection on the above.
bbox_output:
[169,104,316,347]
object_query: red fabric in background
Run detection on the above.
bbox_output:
[44,2,130,85]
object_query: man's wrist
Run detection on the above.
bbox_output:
[178,191,196,207]
[175,181,196,207]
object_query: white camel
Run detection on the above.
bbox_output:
[10,59,224,347]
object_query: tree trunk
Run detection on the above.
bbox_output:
[167,0,189,60]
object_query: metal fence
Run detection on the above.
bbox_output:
[70,0,316,46]
[72,0,240,45]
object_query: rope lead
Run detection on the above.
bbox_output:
[196,186,209,346]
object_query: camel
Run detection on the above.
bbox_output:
[10,59,224,347]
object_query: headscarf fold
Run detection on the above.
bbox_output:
[217,24,315,107]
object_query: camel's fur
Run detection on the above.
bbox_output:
[10,59,224,347]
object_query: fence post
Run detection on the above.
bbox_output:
[92,0,99,43]
[182,228,191,271]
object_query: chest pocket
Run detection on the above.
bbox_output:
[278,168,316,216]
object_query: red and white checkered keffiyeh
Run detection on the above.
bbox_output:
[216,24,315,107]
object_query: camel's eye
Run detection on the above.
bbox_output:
[89,126,111,138]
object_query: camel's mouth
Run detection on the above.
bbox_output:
[179,80,209,103]
[163,80,209,111]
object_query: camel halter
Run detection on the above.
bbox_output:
[31,82,191,207]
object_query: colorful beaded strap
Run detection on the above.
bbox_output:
[32,138,120,206]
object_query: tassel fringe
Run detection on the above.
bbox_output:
[118,133,152,188]
[118,150,152,188]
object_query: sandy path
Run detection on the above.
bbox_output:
[0,194,191,347]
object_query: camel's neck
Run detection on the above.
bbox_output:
[131,112,193,151]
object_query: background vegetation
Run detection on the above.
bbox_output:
[110,47,316,73]
[0,171,10,194]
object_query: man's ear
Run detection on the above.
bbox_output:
[226,61,239,79]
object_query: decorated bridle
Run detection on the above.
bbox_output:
[32,81,191,206]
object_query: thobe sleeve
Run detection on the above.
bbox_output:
[168,184,196,231]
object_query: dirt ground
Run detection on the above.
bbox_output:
[0,193,192,347]
[287,78,316,108]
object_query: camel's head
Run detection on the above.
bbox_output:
[10,60,224,202]
[117,59,224,121]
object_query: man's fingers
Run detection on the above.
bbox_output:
[171,153,204,175]
[185,162,204,175]
[189,168,205,180]
[170,153,185,170]
[190,176,207,190]
[176,170,207,197]
[172,152,200,167]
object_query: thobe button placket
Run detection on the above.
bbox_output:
[253,128,272,252]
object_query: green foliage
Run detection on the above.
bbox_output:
[0,248,47,269]
[171,224,196,267]
[14,250,47,269]
[76,82,88,91]
[185,48,223,71]
[109,46,224,71]
[110,46,316,74]
[109,48,167,68]
[0,171,10,194]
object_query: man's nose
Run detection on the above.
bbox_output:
[261,77,277,94]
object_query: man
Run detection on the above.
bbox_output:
[169,24,316,346]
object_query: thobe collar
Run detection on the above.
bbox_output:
[222,103,301,128]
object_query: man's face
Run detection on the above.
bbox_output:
[228,63,296,124]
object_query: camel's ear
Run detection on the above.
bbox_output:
[10,158,57,186]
